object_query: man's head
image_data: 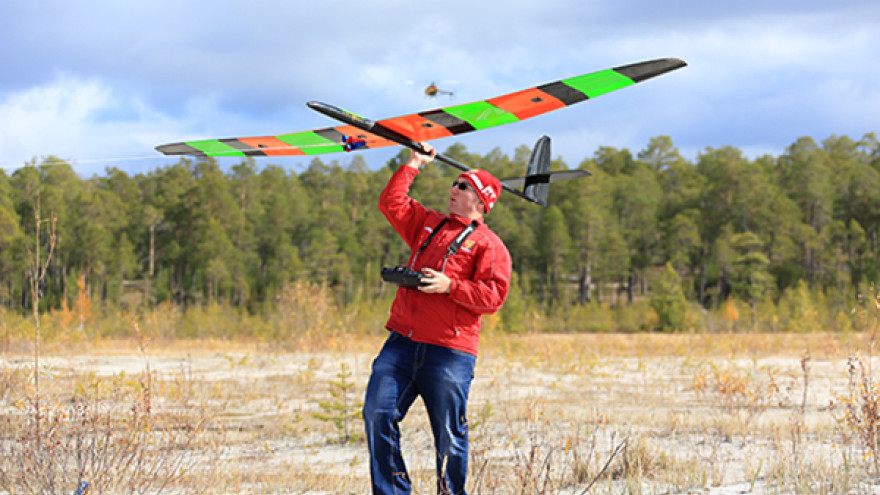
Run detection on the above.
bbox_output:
[449,169,501,219]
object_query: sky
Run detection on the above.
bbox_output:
[0,0,878,177]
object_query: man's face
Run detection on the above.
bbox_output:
[448,179,484,217]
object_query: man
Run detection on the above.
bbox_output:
[363,143,512,495]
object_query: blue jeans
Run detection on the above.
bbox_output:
[363,332,477,495]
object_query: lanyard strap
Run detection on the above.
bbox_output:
[447,221,478,258]
[440,220,479,273]
[409,218,478,271]
[409,218,448,269]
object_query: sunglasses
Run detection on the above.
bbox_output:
[451,180,471,191]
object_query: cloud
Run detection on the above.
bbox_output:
[0,75,197,175]
[0,0,877,175]
[0,76,111,168]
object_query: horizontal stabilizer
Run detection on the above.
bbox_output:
[500,170,591,190]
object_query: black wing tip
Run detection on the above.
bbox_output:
[659,57,687,67]
[155,143,204,157]
[664,57,688,71]
[640,57,688,68]
[616,57,688,83]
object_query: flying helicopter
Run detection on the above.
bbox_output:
[424,81,455,98]
[156,58,687,207]
[406,79,458,98]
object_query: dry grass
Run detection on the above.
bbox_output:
[2,331,879,494]
[0,361,222,494]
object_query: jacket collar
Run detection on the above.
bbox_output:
[448,212,485,227]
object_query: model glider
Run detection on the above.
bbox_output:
[157,57,687,206]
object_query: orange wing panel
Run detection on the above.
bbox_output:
[379,114,455,142]
[238,136,307,156]
[487,88,566,120]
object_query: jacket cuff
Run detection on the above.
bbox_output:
[401,163,421,174]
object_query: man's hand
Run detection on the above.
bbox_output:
[405,143,436,170]
[419,268,451,294]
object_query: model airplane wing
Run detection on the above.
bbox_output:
[156,58,686,157]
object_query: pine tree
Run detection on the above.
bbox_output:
[313,362,362,444]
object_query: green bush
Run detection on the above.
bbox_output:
[650,263,687,332]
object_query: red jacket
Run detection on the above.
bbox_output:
[379,165,512,356]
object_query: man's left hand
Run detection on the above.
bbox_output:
[419,268,451,294]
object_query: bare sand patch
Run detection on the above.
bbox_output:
[3,332,879,494]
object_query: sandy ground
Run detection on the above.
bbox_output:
[4,333,880,494]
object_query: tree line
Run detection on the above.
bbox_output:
[1,132,878,325]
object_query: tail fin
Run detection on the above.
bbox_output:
[525,135,552,207]
[499,135,592,206]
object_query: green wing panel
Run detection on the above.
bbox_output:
[442,101,521,130]
[562,69,634,98]
[277,130,344,155]
[187,140,245,157]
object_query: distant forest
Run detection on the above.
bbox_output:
[1,133,879,331]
